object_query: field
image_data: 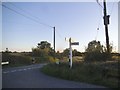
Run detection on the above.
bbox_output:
[2,52,49,68]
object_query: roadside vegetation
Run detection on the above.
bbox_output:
[2,41,55,68]
[41,61,119,88]
[2,52,32,68]
[41,40,119,88]
[2,51,52,68]
[2,40,119,88]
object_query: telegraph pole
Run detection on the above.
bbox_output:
[103,0,110,53]
[53,26,56,60]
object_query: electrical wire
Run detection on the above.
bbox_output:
[2,2,71,52]
[2,4,65,47]
[96,0,103,8]
[109,1,116,16]
[56,30,62,39]
[7,2,53,28]
[95,0,117,41]
[2,4,53,28]
[3,3,64,41]
[95,0,104,40]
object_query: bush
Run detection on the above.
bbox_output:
[84,40,112,62]
[84,51,112,62]
[48,56,55,63]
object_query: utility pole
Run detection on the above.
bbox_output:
[53,26,56,60]
[103,0,110,53]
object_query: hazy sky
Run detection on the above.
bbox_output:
[1,1,118,52]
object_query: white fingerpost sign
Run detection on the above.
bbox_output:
[69,38,79,68]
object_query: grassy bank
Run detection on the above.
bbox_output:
[2,52,32,68]
[2,52,49,68]
[41,61,119,88]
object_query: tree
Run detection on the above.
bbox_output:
[72,49,81,56]
[84,40,112,62]
[86,40,103,53]
[56,51,63,60]
[32,41,54,59]
[62,48,69,57]
[37,41,51,49]
[32,41,55,63]
[62,48,82,57]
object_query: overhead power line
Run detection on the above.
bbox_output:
[109,1,116,16]
[56,29,64,40]
[2,4,53,28]
[3,3,64,41]
[7,2,53,28]
[96,0,103,8]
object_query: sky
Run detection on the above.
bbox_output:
[1,0,119,52]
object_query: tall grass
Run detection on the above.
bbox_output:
[41,62,119,88]
[2,53,32,68]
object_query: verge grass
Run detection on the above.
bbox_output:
[41,61,119,88]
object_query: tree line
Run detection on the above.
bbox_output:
[3,40,117,63]
[31,40,114,62]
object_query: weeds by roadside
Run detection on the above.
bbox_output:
[41,61,119,88]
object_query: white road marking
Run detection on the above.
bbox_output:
[27,68,32,69]
[11,70,16,72]
[18,69,23,71]
[23,69,27,70]
[3,71,9,74]
[3,65,42,74]
[31,66,41,69]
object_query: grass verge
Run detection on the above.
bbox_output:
[41,62,119,88]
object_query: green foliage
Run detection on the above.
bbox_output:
[48,56,55,63]
[32,41,54,62]
[84,40,112,62]
[62,48,81,57]
[62,48,69,57]
[37,41,51,49]
[86,40,103,53]
[2,52,32,68]
[41,62,119,88]
[85,51,105,62]
[56,51,62,60]
[72,49,81,56]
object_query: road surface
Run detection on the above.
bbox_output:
[2,64,108,88]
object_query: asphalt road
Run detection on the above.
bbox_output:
[2,63,108,88]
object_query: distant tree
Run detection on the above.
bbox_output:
[32,41,54,57]
[86,40,103,53]
[62,48,69,57]
[56,51,62,60]
[72,49,81,56]
[37,41,51,49]
[62,48,81,57]
[32,41,56,63]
